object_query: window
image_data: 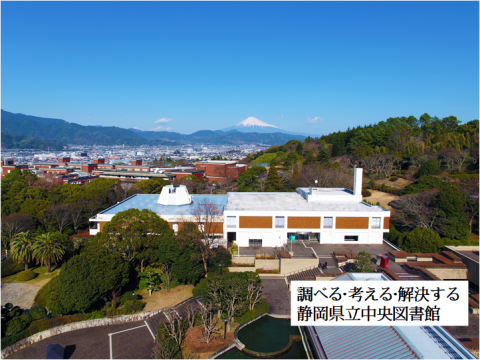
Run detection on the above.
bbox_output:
[227,216,236,228]
[344,235,359,241]
[275,216,285,228]
[324,217,333,229]
[249,239,262,245]
[372,217,381,229]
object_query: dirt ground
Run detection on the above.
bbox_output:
[183,325,235,359]
[1,283,41,309]
[375,177,413,190]
[137,284,194,312]
[364,190,399,210]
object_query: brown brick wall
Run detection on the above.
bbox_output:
[99,222,107,231]
[287,217,321,229]
[384,217,390,229]
[239,216,272,229]
[336,217,369,229]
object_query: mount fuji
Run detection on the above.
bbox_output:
[221,117,319,137]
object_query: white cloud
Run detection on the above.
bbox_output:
[308,116,324,124]
[150,125,173,132]
[155,118,173,124]
[275,114,284,120]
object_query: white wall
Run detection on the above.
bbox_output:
[224,210,390,247]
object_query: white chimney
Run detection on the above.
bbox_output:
[353,168,363,198]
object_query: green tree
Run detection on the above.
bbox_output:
[316,147,329,163]
[352,251,374,272]
[140,265,160,296]
[238,166,266,192]
[265,166,282,192]
[11,231,34,271]
[133,178,170,194]
[296,142,304,155]
[283,152,298,169]
[398,228,443,253]
[57,246,130,313]
[418,159,441,177]
[96,208,173,271]
[434,183,465,217]
[160,222,205,284]
[33,233,66,273]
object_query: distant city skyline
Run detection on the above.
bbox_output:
[2,1,478,135]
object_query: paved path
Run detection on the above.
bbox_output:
[261,278,290,315]
[6,298,203,359]
[1,283,40,310]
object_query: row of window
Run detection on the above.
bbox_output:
[247,235,359,245]
[227,216,382,229]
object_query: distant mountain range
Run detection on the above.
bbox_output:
[221,117,319,137]
[1,110,307,148]
[1,132,65,150]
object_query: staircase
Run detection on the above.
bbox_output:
[286,267,323,283]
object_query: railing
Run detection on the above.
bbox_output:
[384,239,402,251]
[284,264,319,279]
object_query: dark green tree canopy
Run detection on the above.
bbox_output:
[265,166,282,192]
[398,228,443,253]
[418,159,441,177]
[57,246,130,313]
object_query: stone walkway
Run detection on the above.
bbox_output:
[260,278,290,315]
[1,283,40,310]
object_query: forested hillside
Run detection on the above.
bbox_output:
[233,113,479,251]
[1,132,65,150]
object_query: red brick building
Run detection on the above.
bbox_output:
[194,161,247,183]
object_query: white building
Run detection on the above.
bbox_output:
[90,168,390,247]
[223,168,390,247]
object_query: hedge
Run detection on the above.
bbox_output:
[235,300,270,325]
[17,270,38,281]
[1,257,24,278]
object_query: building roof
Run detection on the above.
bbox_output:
[225,192,387,213]
[99,194,228,216]
[311,326,418,359]
[307,272,476,359]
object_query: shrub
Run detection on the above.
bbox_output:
[17,270,38,281]
[120,292,138,305]
[20,313,33,325]
[1,257,24,278]
[1,330,29,350]
[389,176,399,182]
[5,317,28,337]
[418,159,441,177]
[29,305,47,321]
[235,300,270,325]
[34,276,64,315]
[9,306,23,318]
[255,269,280,274]
[132,300,146,312]
[362,189,372,197]
[4,303,13,309]
[85,310,105,320]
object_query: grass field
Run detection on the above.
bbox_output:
[1,264,61,288]
[364,190,399,210]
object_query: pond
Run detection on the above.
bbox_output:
[217,316,307,359]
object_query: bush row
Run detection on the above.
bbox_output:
[1,258,24,278]
[234,300,270,325]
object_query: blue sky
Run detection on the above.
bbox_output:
[2,1,478,135]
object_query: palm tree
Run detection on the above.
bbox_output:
[11,231,34,271]
[33,233,66,273]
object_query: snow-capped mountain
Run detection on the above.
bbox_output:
[236,117,280,129]
[221,117,318,137]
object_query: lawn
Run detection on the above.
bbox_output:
[1,264,61,288]
[137,284,194,312]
